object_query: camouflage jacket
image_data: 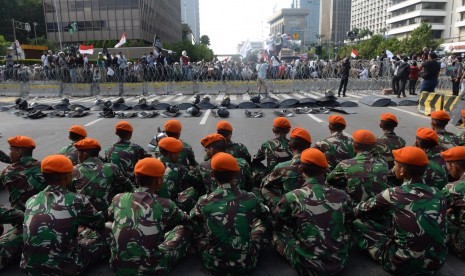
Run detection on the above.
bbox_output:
[0,149,11,164]
[158,156,196,202]
[274,176,350,274]
[0,156,46,211]
[0,205,24,226]
[374,131,406,169]
[108,187,190,274]
[355,179,447,270]
[72,157,134,213]
[190,183,270,273]
[457,130,465,146]
[442,174,465,227]
[253,136,292,172]
[424,147,448,190]
[179,140,198,168]
[436,129,460,149]
[314,132,355,171]
[261,154,305,209]
[104,140,150,177]
[327,152,389,203]
[21,185,106,275]
[59,143,80,165]
[203,140,252,164]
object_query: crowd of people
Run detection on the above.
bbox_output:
[1,110,465,275]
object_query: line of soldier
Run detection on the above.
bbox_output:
[1,109,465,275]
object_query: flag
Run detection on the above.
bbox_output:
[386,49,394,59]
[115,32,126,48]
[240,39,253,58]
[79,44,94,55]
[351,49,359,58]
[69,22,78,36]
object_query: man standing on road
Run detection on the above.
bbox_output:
[256,59,269,97]
[59,125,87,165]
[419,52,441,92]
[338,58,351,97]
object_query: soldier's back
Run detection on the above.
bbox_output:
[314,132,355,170]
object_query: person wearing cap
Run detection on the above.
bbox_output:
[21,155,110,275]
[109,158,192,275]
[190,152,270,274]
[353,146,447,275]
[415,128,448,190]
[430,110,460,149]
[327,130,389,203]
[374,113,406,170]
[273,148,350,275]
[314,115,355,171]
[0,136,46,211]
[261,127,311,209]
[215,121,251,163]
[0,205,24,270]
[105,121,150,179]
[72,138,134,214]
[162,119,198,168]
[59,125,88,165]
[441,147,465,259]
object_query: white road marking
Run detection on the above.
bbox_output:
[161,95,176,102]
[173,96,187,102]
[79,97,99,103]
[242,93,250,101]
[293,93,306,99]
[279,94,292,99]
[388,107,429,119]
[84,118,104,126]
[188,95,198,101]
[229,95,237,101]
[216,94,224,101]
[307,114,324,123]
[350,94,363,99]
[200,109,211,125]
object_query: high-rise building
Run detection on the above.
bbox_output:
[268,9,310,43]
[294,0,321,43]
[43,0,182,44]
[319,0,352,43]
[351,0,390,35]
[455,0,465,42]
[181,0,200,44]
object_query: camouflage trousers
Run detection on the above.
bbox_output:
[353,218,445,275]
[0,226,23,270]
[448,222,465,259]
[111,225,192,276]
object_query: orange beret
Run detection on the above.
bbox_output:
[328,115,346,126]
[290,127,312,143]
[300,148,328,168]
[134,158,165,177]
[416,127,438,144]
[273,117,291,129]
[393,146,429,166]
[8,136,36,149]
[441,147,465,162]
[115,121,133,132]
[216,121,233,132]
[380,113,398,123]
[211,152,239,172]
[462,110,465,117]
[431,110,450,121]
[164,120,182,133]
[69,125,87,137]
[41,155,74,174]
[352,130,377,145]
[201,133,226,148]
[158,137,183,153]
[74,138,101,151]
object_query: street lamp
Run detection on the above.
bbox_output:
[33,22,38,45]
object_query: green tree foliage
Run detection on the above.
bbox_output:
[0,35,10,55]
[0,0,45,43]
[200,35,211,46]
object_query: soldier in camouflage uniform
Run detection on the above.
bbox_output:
[273,148,350,275]
[162,119,198,168]
[353,146,447,275]
[430,110,460,149]
[59,125,87,165]
[314,115,355,171]
[109,157,192,275]
[73,138,134,214]
[456,110,465,146]
[215,121,251,163]
[415,128,448,189]
[327,130,389,203]
[21,155,110,275]
[374,113,406,170]
[190,153,270,274]
[261,127,311,209]
[104,121,150,179]
[0,206,24,270]
[0,136,46,211]
[440,147,465,259]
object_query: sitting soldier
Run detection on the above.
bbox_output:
[0,206,24,270]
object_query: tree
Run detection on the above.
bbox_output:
[0,0,45,43]
[0,35,10,56]
[200,35,210,46]
[401,22,442,56]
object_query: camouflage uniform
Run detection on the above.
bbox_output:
[59,143,80,165]
[436,129,460,149]
[0,206,24,270]
[179,140,198,168]
[374,131,406,169]
[72,157,134,214]
[203,140,252,163]
[21,185,110,275]
[261,154,305,209]
[314,132,355,171]
[327,151,389,203]
[424,147,448,190]
[273,176,350,275]
[190,183,270,274]
[105,140,150,178]
[109,187,192,275]
[0,156,46,211]
[457,131,465,146]
[442,175,465,259]
[353,180,447,275]
[0,150,11,164]
[253,136,292,172]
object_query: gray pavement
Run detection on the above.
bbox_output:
[1,91,465,275]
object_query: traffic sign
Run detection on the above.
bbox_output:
[292,33,300,40]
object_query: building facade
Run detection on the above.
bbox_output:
[294,0,321,43]
[351,0,390,35]
[268,9,309,43]
[456,0,465,41]
[320,0,352,43]
[43,0,182,44]
[181,0,200,44]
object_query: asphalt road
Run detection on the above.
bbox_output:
[1,90,465,275]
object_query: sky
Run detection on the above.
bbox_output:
[199,0,292,54]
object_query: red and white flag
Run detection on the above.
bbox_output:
[115,32,126,48]
[79,44,94,55]
[351,49,359,58]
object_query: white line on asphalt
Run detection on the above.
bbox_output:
[307,114,324,123]
[161,95,176,102]
[84,118,104,127]
[216,94,224,101]
[173,96,187,102]
[280,94,292,99]
[350,94,363,99]
[242,93,250,101]
[229,95,237,100]
[388,107,429,119]
[200,109,211,125]
[79,97,98,103]
[293,93,306,99]
[188,95,197,101]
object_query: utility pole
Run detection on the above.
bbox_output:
[11,19,31,60]
[52,0,63,50]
